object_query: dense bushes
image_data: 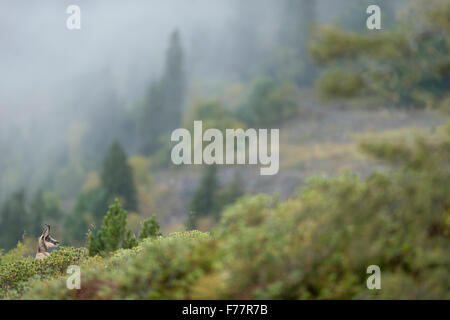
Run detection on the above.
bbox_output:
[22,231,211,299]
[0,247,86,298]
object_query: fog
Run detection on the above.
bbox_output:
[0,0,240,198]
[0,0,411,202]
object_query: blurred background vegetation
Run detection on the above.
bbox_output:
[0,0,449,299]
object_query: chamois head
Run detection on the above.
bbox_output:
[36,224,59,259]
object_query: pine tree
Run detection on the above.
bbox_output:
[101,141,137,211]
[185,210,198,231]
[162,30,186,132]
[0,190,27,250]
[137,80,165,154]
[139,215,162,240]
[215,173,245,216]
[136,30,186,156]
[188,165,219,227]
[87,199,134,256]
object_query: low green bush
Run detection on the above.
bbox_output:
[22,231,212,299]
[0,247,87,298]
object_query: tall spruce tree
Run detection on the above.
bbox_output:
[185,210,197,231]
[188,165,219,225]
[162,30,186,132]
[101,141,137,211]
[0,190,27,250]
[137,80,165,154]
[137,30,186,155]
[215,173,245,216]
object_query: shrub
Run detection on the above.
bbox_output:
[22,231,212,299]
[317,68,366,100]
[0,247,86,298]
[183,100,245,132]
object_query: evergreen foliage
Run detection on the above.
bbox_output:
[87,199,135,256]
[163,30,186,131]
[137,30,186,155]
[101,141,137,211]
[188,165,219,223]
[187,167,245,228]
[139,215,162,240]
[0,190,27,251]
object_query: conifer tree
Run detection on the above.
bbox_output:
[185,210,197,231]
[101,141,137,211]
[215,173,245,217]
[136,30,186,155]
[87,199,135,256]
[0,190,27,250]
[137,80,165,154]
[162,30,186,132]
[139,215,162,240]
[188,165,219,227]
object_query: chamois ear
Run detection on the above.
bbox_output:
[42,224,50,237]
